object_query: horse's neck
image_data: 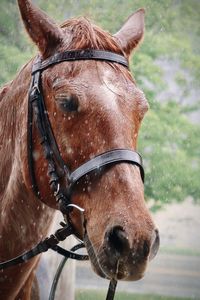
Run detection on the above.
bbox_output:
[0,62,31,198]
[0,61,55,259]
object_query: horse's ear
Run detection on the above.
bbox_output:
[17,0,63,58]
[114,9,145,57]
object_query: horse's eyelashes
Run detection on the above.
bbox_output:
[57,94,79,112]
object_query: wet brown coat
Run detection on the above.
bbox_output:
[0,1,158,299]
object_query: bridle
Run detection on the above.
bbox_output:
[28,49,144,215]
[0,49,145,300]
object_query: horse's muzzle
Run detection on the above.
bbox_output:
[92,226,160,281]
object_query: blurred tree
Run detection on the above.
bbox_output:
[0,0,199,209]
[139,101,200,210]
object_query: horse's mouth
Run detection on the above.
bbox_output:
[84,233,147,281]
[84,233,108,279]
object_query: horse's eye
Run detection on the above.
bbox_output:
[57,94,79,112]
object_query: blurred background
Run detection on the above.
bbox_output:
[1,1,199,299]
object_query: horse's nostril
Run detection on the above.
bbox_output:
[149,229,160,260]
[106,226,129,255]
[143,240,150,258]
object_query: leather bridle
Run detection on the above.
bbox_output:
[28,49,144,214]
[0,49,145,300]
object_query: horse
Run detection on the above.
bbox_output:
[0,0,159,299]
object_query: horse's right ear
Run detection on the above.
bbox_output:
[17,0,63,58]
[114,9,145,57]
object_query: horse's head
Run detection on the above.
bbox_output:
[18,0,159,281]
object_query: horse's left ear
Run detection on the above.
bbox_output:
[17,0,63,58]
[114,8,145,57]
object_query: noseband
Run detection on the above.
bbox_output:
[0,49,145,300]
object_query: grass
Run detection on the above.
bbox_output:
[76,290,192,300]
[159,246,200,257]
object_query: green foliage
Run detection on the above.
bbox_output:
[0,38,31,84]
[0,0,199,208]
[0,0,34,83]
[139,101,200,209]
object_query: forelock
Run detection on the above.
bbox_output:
[60,17,123,54]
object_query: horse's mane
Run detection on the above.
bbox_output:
[60,17,123,55]
[0,84,11,102]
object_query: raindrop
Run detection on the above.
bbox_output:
[67,147,73,154]
[33,150,40,160]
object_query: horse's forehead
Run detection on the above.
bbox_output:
[50,63,134,97]
[101,67,136,95]
[47,62,147,115]
[50,61,129,83]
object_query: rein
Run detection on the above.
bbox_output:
[0,49,145,300]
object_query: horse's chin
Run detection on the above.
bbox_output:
[84,234,147,281]
[90,261,146,281]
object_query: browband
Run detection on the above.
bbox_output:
[32,49,129,74]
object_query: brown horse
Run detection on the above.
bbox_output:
[0,0,159,299]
